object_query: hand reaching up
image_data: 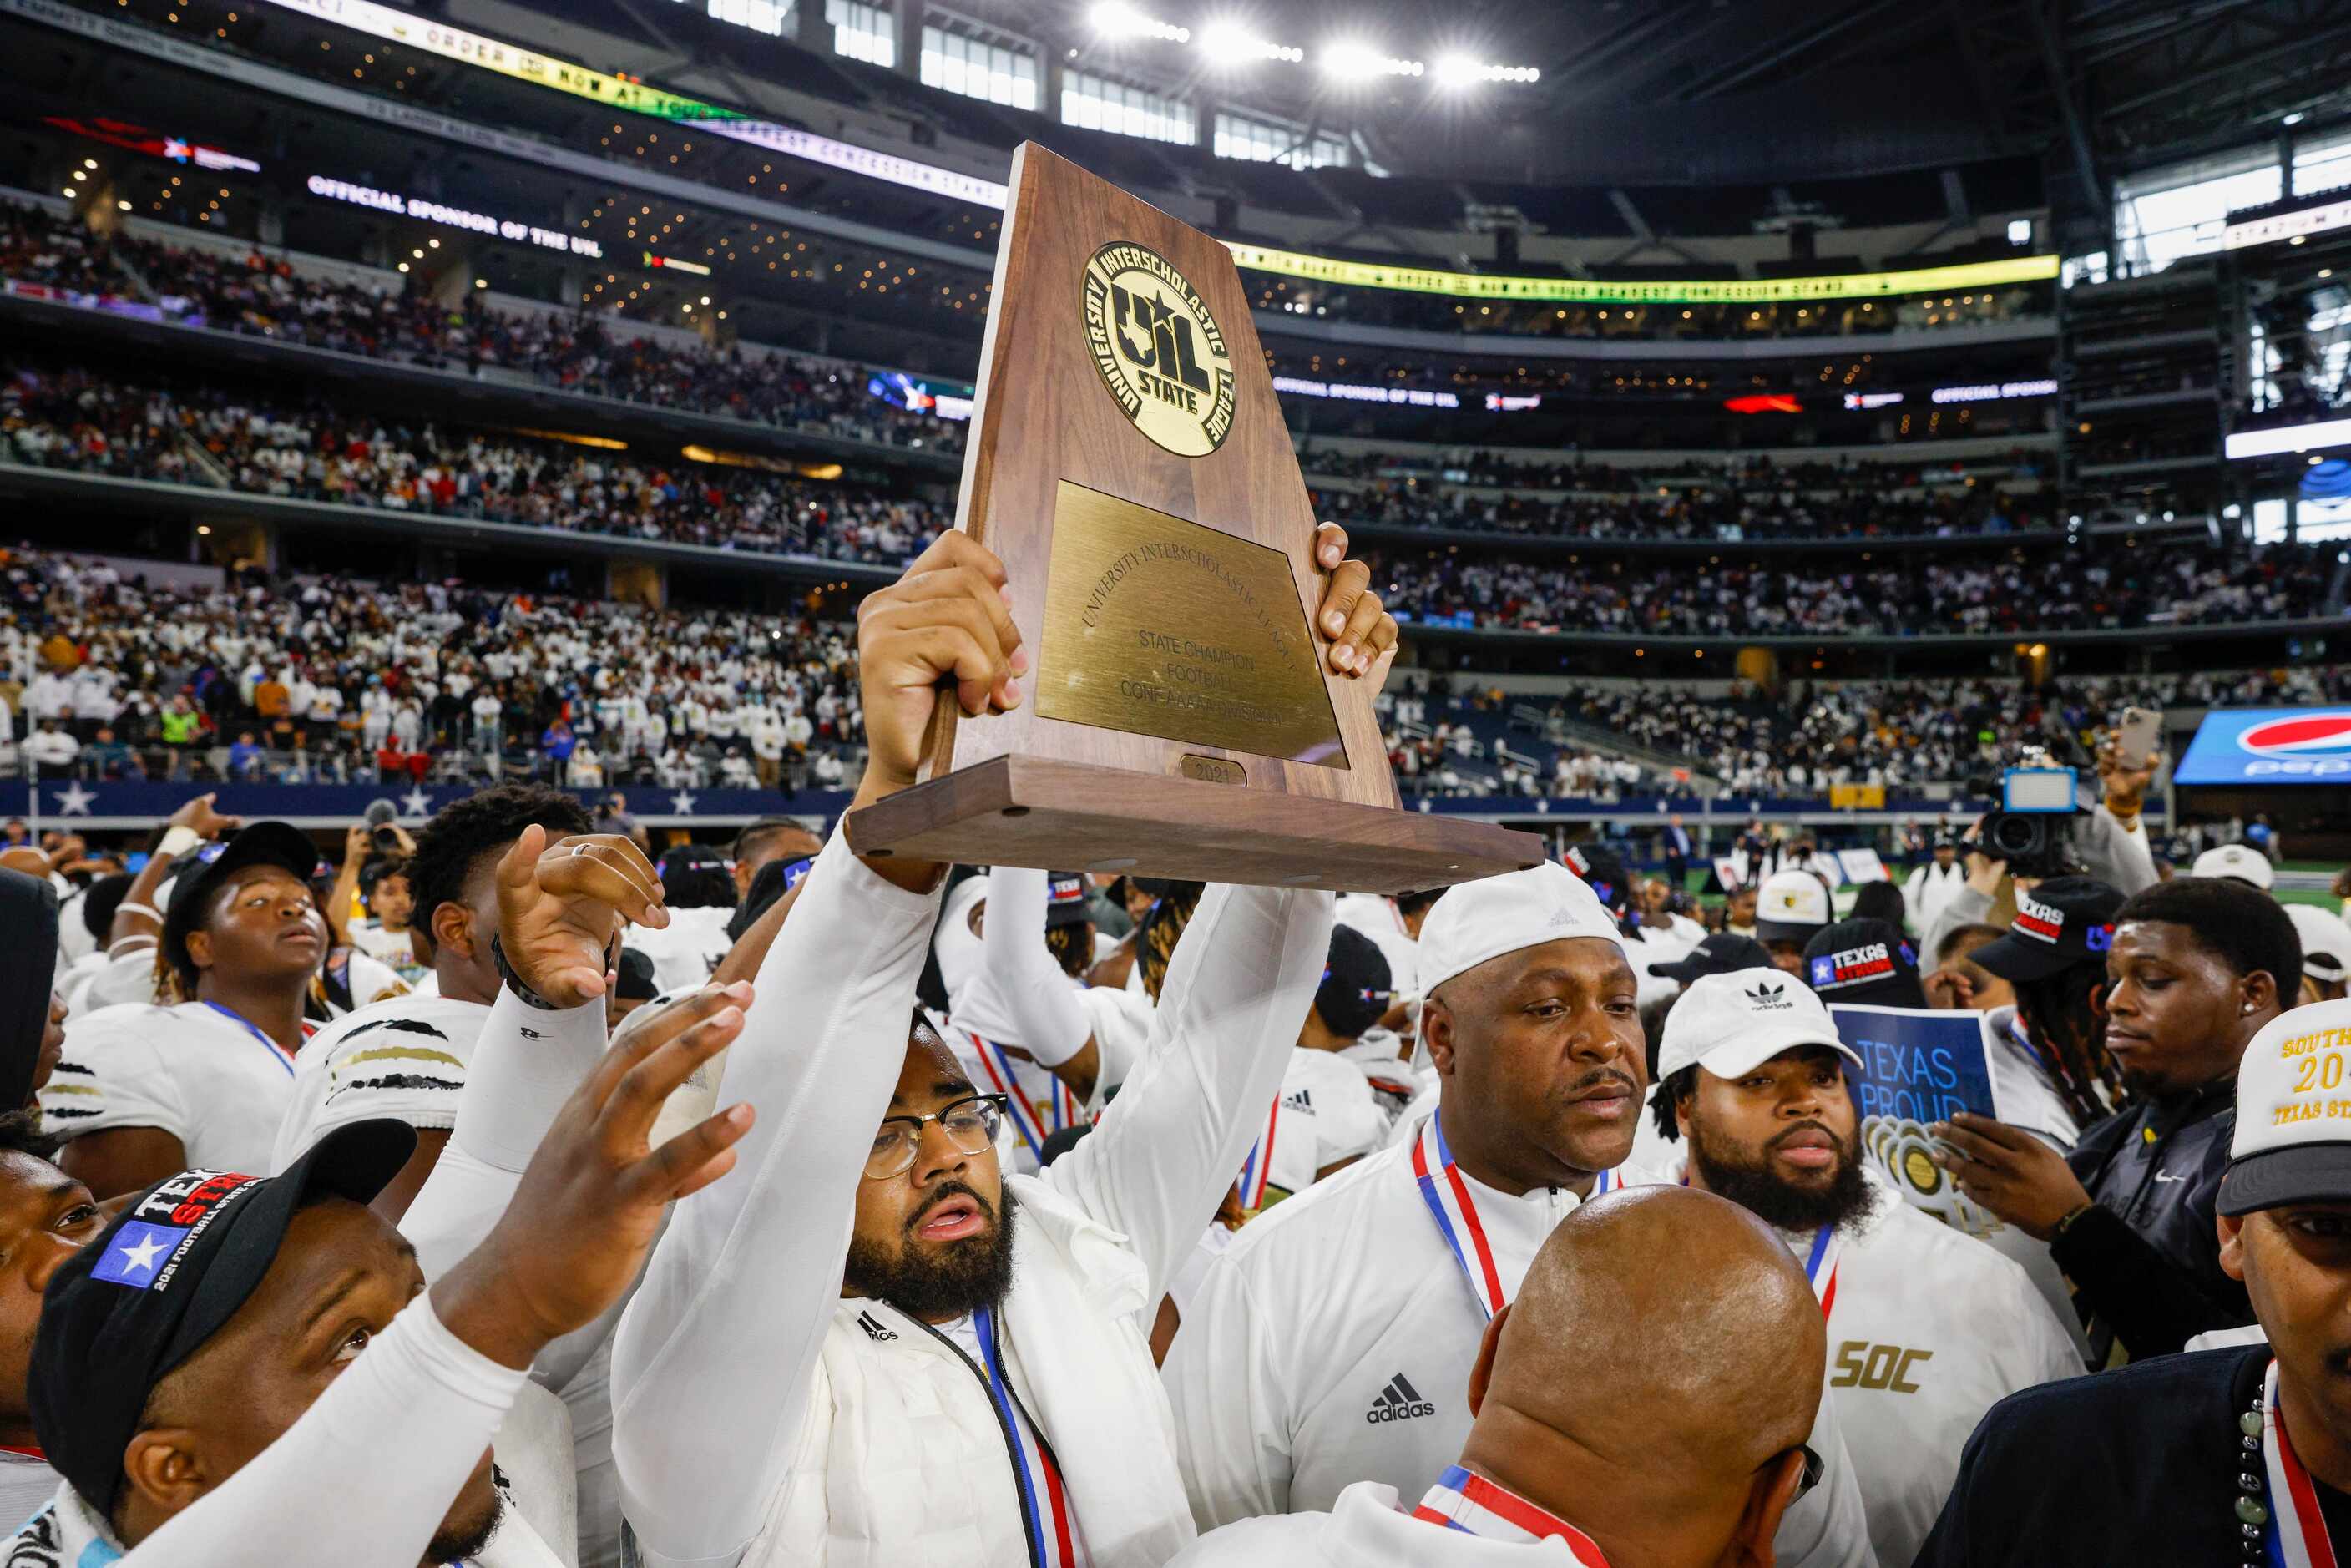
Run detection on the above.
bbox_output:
[495,826,669,1008]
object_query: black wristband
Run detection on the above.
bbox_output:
[489,933,561,1011]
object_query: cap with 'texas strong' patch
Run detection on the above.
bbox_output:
[29,1120,417,1514]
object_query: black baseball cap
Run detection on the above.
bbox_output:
[30,1120,417,1513]
[1316,924,1394,1039]
[1045,872,1094,928]
[615,947,660,1001]
[1562,844,1632,922]
[1802,918,1928,1008]
[159,822,322,982]
[1648,931,1775,986]
[1971,876,2124,983]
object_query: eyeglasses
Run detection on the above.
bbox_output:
[865,1094,1008,1181]
[1772,1444,1825,1500]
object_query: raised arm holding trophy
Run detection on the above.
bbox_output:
[846,142,1540,893]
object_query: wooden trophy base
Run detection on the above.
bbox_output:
[844,755,1545,894]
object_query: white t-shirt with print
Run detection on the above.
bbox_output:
[270,994,491,1173]
[40,1000,301,1172]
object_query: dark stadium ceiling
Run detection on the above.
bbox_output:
[1018,0,2351,200]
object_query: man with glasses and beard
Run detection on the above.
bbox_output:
[1166,862,1877,1568]
[1651,972,2081,1568]
[605,526,1383,1568]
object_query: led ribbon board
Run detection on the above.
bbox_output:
[1222,245,2060,304]
[257,0,1009,207]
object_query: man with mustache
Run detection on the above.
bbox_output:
[1652,972,2081,1567]
[1919,997,2351,1564]
[605,524,1386,1567]
[1165,862,1878,1567]
[1933,876,2301,1359]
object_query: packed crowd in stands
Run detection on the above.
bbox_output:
[0,547,865,791]
[1314,465,2050,542]
[1379,665,2351,797]
[3,366,946,562]
[1372,539,2338,635]
[1,195,963,455]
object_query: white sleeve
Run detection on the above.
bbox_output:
[951,866,1091,1067]
[610,830,939,1568]
[398,985,608,1282]
[39,1009,187,1144]
[122,1296,526,1567]
[1042,886,1330,1308]
[1777,1386,1881,1568]
[1077,985,1153,1105]
[1165,1249,1295,1529]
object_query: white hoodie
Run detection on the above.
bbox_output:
[610,832,1331,1568]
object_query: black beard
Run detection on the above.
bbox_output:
[423,1490,502,1566]
[844,1181,1018,1319]
[1687,1117,1874,1234]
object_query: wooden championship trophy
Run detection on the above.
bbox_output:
[843,144,1543,893]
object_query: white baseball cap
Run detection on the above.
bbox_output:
[1416,861,1628,998]
[1656,969,1863,1082]
[2192,844,2275,891]
[2288,904,2351,985]
[2220,998,2351,1215]
[1754,868,1833,944]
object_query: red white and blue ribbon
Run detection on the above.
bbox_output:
[966,1031,1079,1159]
[2263,1358,2338,1568]
[1236,1095,1281,1209]
[1804,1224,1843,1320]
[1412,1110,1617,1322]
[1410,1466,1610,1565]
[974,1306,1084,1568]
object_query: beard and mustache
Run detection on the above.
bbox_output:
[844,1179,1019,1320]
[1686,1115,1873,1234]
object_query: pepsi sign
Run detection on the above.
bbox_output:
[2175,708,2351,785]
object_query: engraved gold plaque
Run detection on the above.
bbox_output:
[1039,480,1347,768]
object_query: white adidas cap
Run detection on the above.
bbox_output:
[1416,862,1628,998]
[1754,868,1834,944]
[2221,998,2351,1215]
[2192,844,2275,891]
[1655,969,1863,1082]
[2288,904,2351,985]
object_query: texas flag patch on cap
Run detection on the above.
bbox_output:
[1809,942,1899,992]
[2012,893,2066,945]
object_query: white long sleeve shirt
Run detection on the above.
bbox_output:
[1163,1140,1879,1568]
[0,1296,554,1566]
[1170,1479,1593,1567]
[1656,1163,2084,1568]
[609,832,1330,1568]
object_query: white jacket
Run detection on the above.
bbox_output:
[1164,1137,1878,1568]
[1170,1480,1590,1566]
[611,832,1332,1568]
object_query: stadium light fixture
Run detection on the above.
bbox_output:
[1322,42,1423,78]
[1093,3,1190,43]
[1433,55,1540,85]
[1198,22,1303,64]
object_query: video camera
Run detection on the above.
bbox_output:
[1969,738,2092,881]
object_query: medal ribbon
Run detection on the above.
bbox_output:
[1805,1223,1842,1320]
[965,1032,1074,1158]
[1412,1110,1615,1322]
[973,1307,1083,1568]
[2265,1358,2340,1568]
[1409,1466,1610,1565]
[201,1001,297,1078]
[1236,1095,1281,1209]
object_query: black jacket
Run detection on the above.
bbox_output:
[1919,1345,2351,1565]
[2052,1078,2252,1361]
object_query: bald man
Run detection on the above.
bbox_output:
[1170,1186,1826,1566]
[1166,862,1876,1568]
